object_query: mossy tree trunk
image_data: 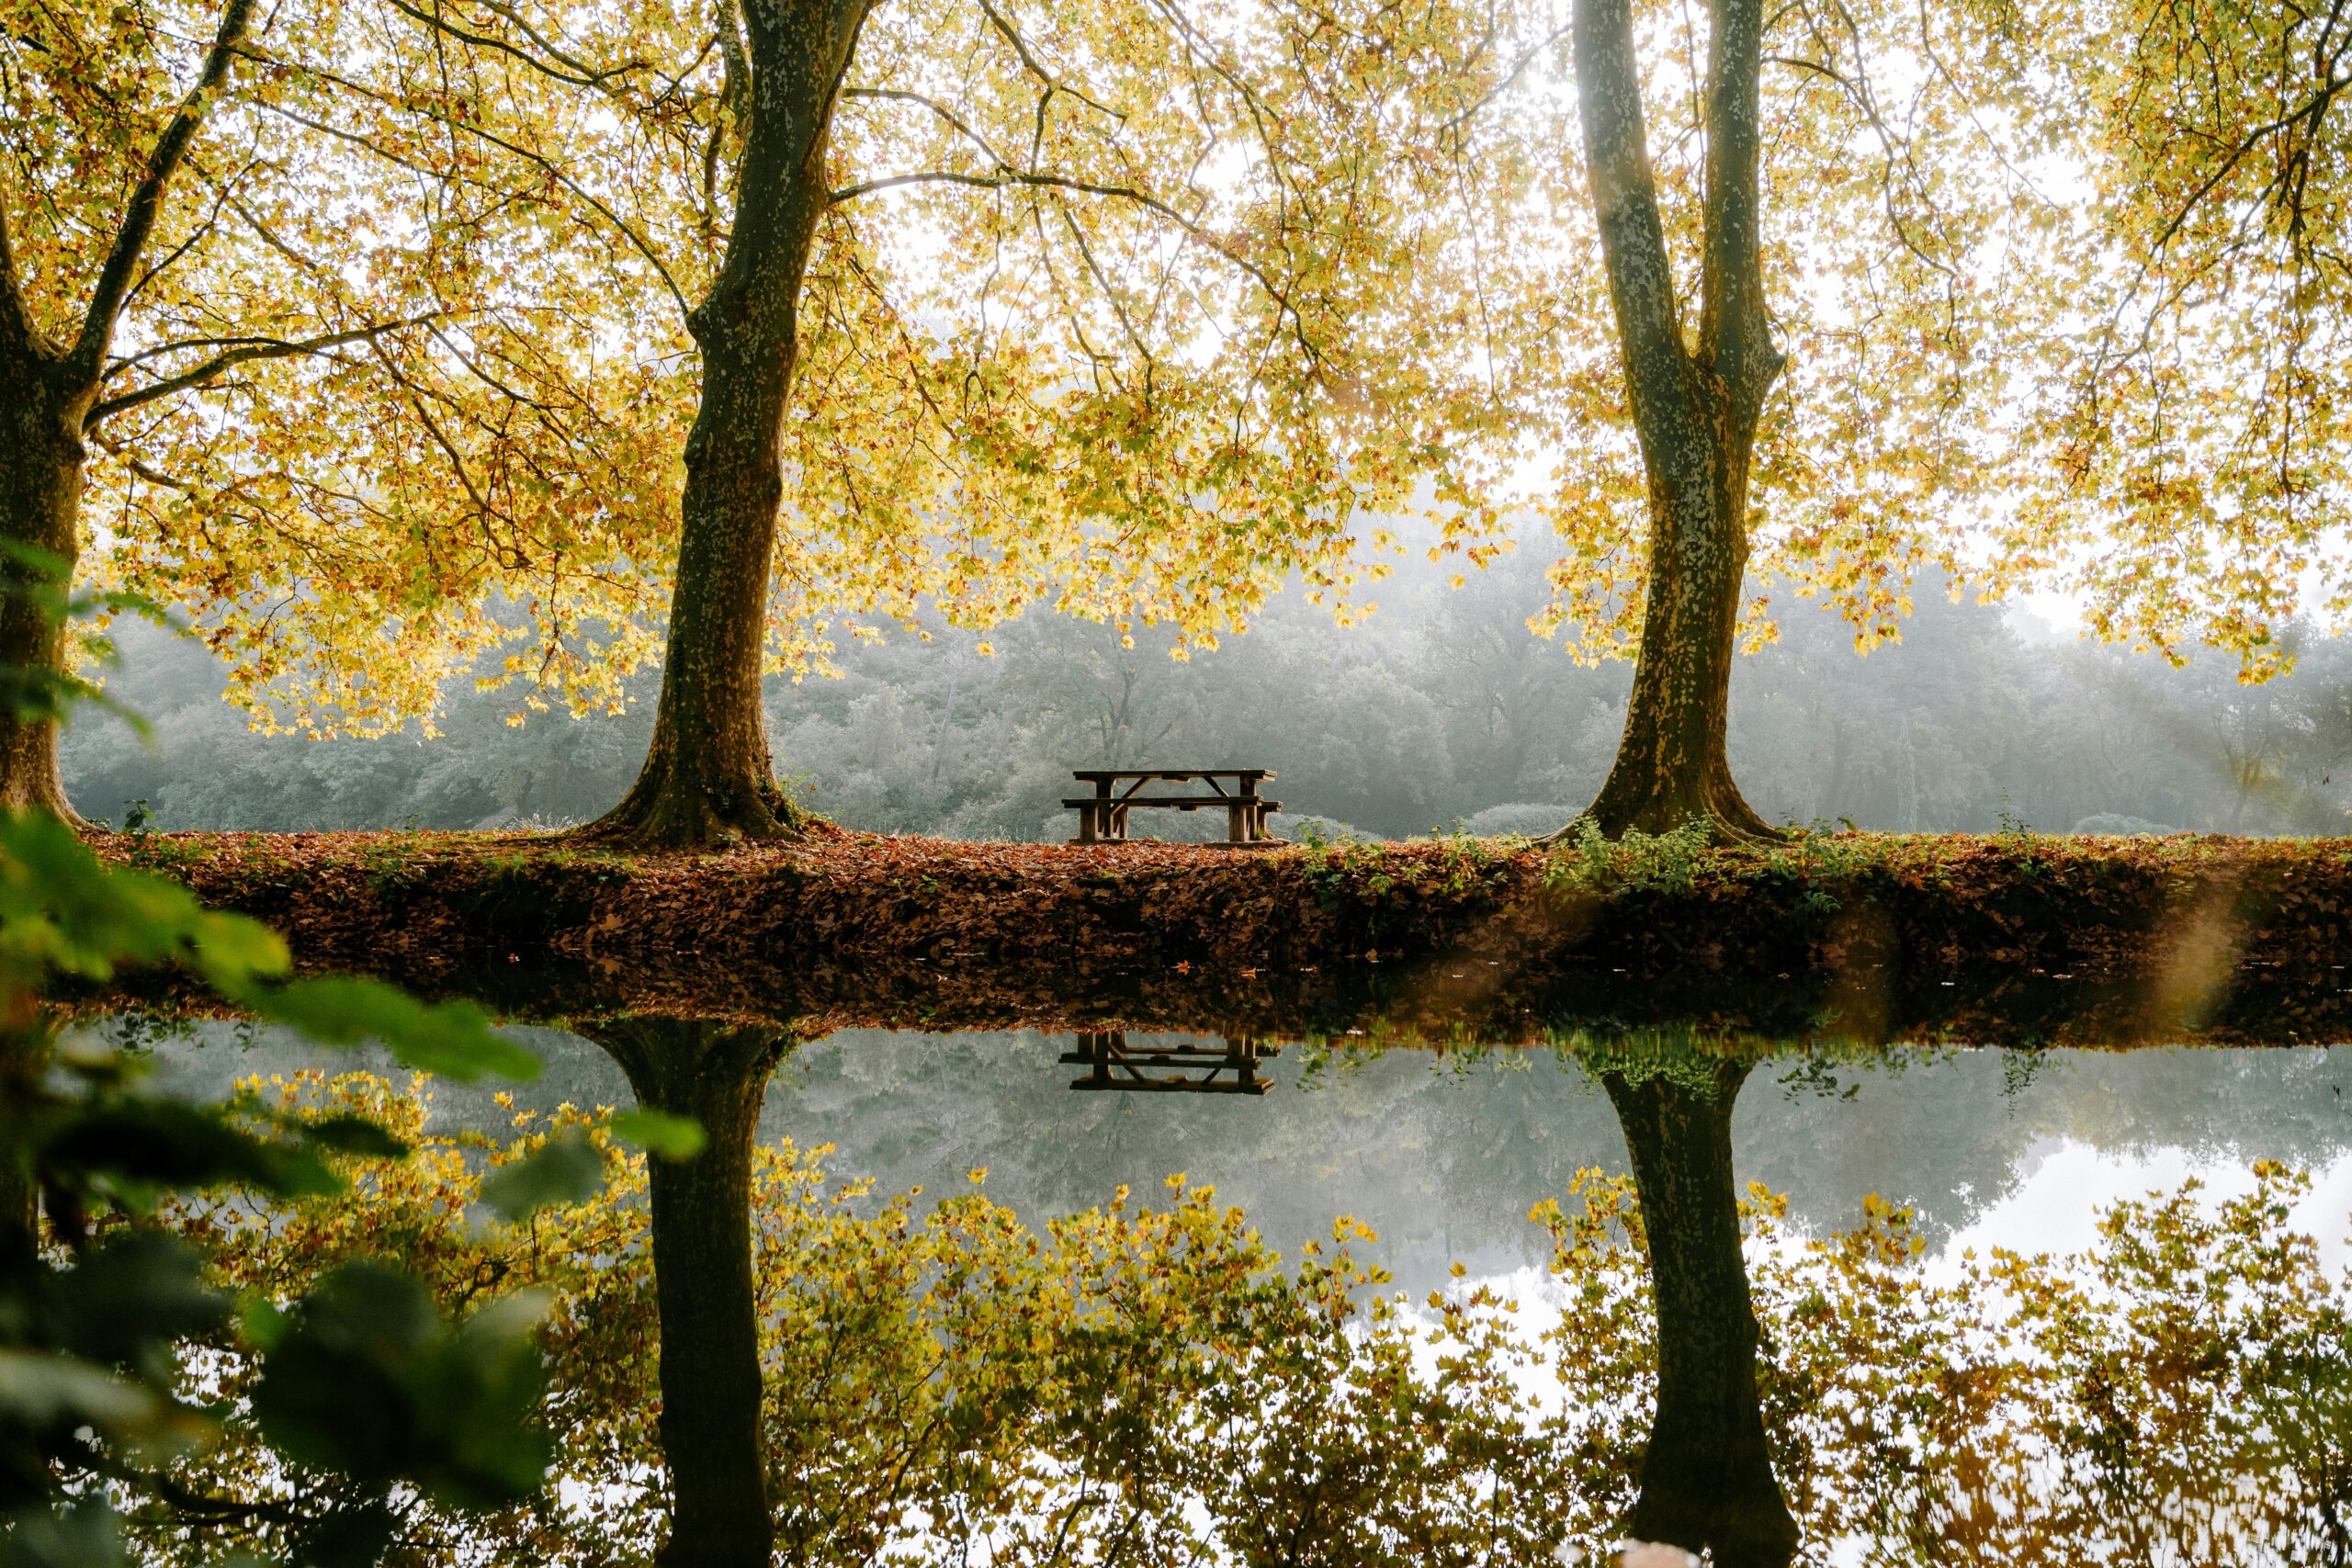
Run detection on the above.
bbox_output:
[587,1016,792,1568]
[591,0,874,848]
[1602,1056,1799,1567]
[0,362,89,824]
[0,0,258,826]
[1566,0,1783,841]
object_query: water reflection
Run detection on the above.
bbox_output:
[1596,1057,1797,1565]
[580,1016,792,1567]
[1064,1030,1277,1094]
[89,998,2352,1562]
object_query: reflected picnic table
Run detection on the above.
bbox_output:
[1062,1030,1277,1094]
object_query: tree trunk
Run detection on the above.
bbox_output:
[0,0,257,829]
[586,1017,792,1568]
[1564,0,1785,842]
[1602,1059,1800,1568]
[589,0,873,849]
[0,353,88,825]
[1583,434,1772,839]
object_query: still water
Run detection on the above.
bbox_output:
[122,1016,2352,1563]
[143,1021,2352,1292]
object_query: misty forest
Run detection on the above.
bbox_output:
[8,0,2352,1564]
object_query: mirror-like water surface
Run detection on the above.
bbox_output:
[138,1020,2352,1290]
[103,1012,2352,1564]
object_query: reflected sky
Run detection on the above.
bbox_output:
[123,1018,2352,1296]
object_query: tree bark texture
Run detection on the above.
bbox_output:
[1569,0,1784,840]
[587,1017,792,1568]
[0,0,256,824]
[0,353,88,823]
[1602,1059,1800,1568]
[593,0,875,848]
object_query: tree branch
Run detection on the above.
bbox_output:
[840,86,1021,170]
[84,313,439,429]
[66,0,258,387]
[825,168,1318,367]
[381,0,646,90]
[1572,0,1701,440]
[975,0,1125,124]
[1699,0,1782,415]
[0,197,36,357]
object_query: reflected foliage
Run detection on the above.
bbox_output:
[0,806,572,1563]
[122,1068,2352,1566]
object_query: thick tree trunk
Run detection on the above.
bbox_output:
[1564,0,1785,843]
[1583,429,1772,840]
[587,1017,791,1568]
[0,0,255,829]
[0,350,92,826]
[1603,1059,1799,1568]
[590,0,872,849]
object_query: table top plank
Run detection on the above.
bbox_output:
[1070,768,1272,782]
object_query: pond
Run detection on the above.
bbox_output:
[104,988,2352,1567]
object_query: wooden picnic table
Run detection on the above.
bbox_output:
[1061,1031,1277,1094]
[1064,768,1281,846]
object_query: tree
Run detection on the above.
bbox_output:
[1995,0,2352,682]
[367,0,1530,846]
[1557,0,1788,838]
[587,1,871,845]
[1596,1054,1799,1566]
[1527,0,2352,839]
[1514,0,2048,839]
[0,0,264,821]
[2,0,689,823]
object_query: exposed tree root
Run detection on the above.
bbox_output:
[577,750,808,851]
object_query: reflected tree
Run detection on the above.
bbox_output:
[1598,1055,1798,1567]
[577,1017,795,1568]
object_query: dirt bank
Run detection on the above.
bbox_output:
[86,827,2352,1045]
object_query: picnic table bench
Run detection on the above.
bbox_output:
[1062,1031,1277,1095]
[1065,768,1282,847]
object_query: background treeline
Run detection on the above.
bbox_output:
[65,544,2352,840]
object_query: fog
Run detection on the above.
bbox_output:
[62,542,2352,840]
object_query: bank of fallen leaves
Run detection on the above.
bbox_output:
[86,826,2352,1044]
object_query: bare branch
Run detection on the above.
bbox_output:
[85,313,439,428]
[381,0,646,90]
[67,0,259,386]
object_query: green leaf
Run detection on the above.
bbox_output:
[608,1109,707,1159]
[42,1099,340,1203]
[253,1262,552,1508]
[0,1350,158,1431]
[479,1137,604,1223]
[251,978,539,1082]
[299,1113,412,1160]
[240,1297,288,1354]
[45,1235,229,1375]
[0,1501,130,1568]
